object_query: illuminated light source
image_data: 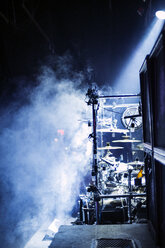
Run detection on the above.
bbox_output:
[155,10,165,19]
[57,129,64,135]
[154,0,165,19]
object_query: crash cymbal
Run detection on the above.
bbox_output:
[112,139,141,143]
[98,146,124,150]
[97,128,129,133]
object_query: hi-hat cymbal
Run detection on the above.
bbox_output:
[98,146,124,150]
[97,128,129,133]
[112,139,141,143]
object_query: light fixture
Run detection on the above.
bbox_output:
[155,0,165,19]
[155,10,165,20]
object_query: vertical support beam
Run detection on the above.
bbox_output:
[92,102,100,224]
[92,102,98,186]
[128,169,132,223]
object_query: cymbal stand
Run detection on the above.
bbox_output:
[128,169,132,223]
[86,87,100,224]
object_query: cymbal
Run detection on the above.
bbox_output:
[112,139,141,143]
[97,128,129,133]
[98,146,124,150]
[128,161,144,166]
[122,135,130,138]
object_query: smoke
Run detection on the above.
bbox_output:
[0,62,92,247]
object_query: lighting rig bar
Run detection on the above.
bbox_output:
[99,193,146,199]
[98,94,140,99]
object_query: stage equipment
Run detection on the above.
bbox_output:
[128,161,144,166]
[122,135,130,138]
[112,139,141,143]
[115,162,133,173]
[122,106,142,131]
[97,128,129,133]
[78,90,146,225]
[137,167,144,179]
[136,143,144,150]
[156,10,165,19]
[98,146,124,150]
[154,0,165,19]
[101,156,118,166]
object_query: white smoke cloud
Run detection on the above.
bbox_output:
[0,64,92,247]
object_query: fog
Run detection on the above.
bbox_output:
[0,62,92,247]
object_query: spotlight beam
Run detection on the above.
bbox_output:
[114,19,164,94]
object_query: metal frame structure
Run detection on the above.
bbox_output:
[85,89,146,224]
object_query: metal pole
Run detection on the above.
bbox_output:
[99,193,146,199]
[128,169,132,223]
[98,94,140,99]
[92,102,98,186]
[92,102,100,224]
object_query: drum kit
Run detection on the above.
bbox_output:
[96,126,144,195]
[78,91,146,224]
[97,151,145,195]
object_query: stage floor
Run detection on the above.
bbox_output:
[49,223,156,248]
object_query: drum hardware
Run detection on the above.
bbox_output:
[100,151,119,164]
[98,146,124,150]
[136,143,144,151]
[112,139,141,143]
[128,161,144,166]
[99,193,146,199]
[102,152,116,159]
[105,182,117,187]
[101,157,118,166]
[103,150,113,157]
[102,103,139,109]
[134,178,142,186]
[79,89,146,225]
[115,162,133,173]
[121,106,142,131]
[96,128,129,133]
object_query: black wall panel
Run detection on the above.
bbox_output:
[140,24,165,248]
[149,34,165,148]
[140,57,152,144]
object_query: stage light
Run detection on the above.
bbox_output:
[154,0,165,19]
[155,10,165,20]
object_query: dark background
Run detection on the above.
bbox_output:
[0,0,154,96]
